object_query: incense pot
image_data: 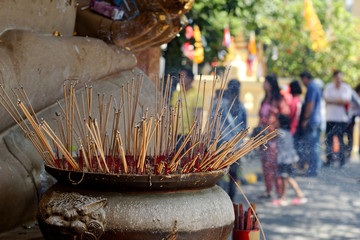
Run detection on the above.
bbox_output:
[38,166,234,240]
[0,65,276,238]
[232,229,260,240]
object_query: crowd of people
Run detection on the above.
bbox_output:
[253,70,360,205]
[170,69,360,205]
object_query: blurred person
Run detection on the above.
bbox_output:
[226,80,247,131]
[171,69,203,149]
[356,85,360,156]
[323,70,352,167]
[257,74,290,199]
[280,84,293,107]
[295,71,322,176]
[214,79,247,201]
[313,78,327,133]
[344,84,360,162]
[272,114,307,206]
[288,80,303,135]
[171,69,203,126]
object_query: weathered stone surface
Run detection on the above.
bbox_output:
[0,0,77,37]
[0,29,137,133]
[0,138,39,232]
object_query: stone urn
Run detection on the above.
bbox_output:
[38,166,234,240]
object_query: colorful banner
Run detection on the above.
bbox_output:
[185,26,194,39]
[193,25,202,42]
[222,25,231,48]
[182,42,194,60]
[193,25,204,64]
[248,31,257,55]
[304,0,327,51]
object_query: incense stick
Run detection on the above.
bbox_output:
[0,72,277,176]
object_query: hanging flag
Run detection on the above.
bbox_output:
[194,44,204,64]
[248,31,257,55]
[222,24,231,48]
[185,26,194,39]
[182,42,194,60]
[247,31,257,77]
[304,0,327,51]
[193,25,204,64]
[193,25,201,42]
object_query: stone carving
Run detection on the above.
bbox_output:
[76,0,193,51]
[44,192,107,240]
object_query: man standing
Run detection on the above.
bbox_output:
[170,69,203,152]
[171,69,203,134]
[216,79,247,201]
[323,70,352,167]
[343,84,360,162]
[296,71,322,176]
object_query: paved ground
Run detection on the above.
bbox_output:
[231,154,360,240]
[1,155,359,240]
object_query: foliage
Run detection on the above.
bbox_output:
[164,0,259,74]
[164,0,360,86]
[258,0,360,86]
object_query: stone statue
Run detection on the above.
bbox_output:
[0,0,192,232]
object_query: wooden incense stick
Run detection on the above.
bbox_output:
[0,71,277,176]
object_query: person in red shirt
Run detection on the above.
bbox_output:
[288,81,303,136]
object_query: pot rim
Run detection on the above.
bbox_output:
[45,164,228,192]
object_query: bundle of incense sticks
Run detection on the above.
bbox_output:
[233,203,258,231]
[0,68,278,175]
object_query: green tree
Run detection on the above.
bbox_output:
[164,0,257,75]
[165,0,360,86]
[255,0,360,86]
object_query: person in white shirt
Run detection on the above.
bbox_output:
[323,70,352,167]
[344,85,360,162]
